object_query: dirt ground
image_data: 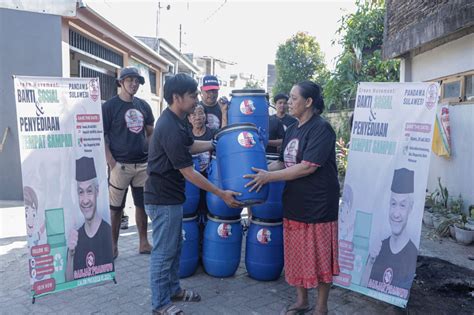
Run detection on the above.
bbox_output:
[406,256,474,314]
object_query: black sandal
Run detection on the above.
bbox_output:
[280,304,312,315]
[152,303,184,315]
[171,289,201,302]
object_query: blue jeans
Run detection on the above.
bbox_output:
[145,204,183,310]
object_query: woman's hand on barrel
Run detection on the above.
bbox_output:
[219,190,244,208]
[243,167,270,193]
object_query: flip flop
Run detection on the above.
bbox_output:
[171,289,201,302]
[280,304,312,315]
[152,303,184,315]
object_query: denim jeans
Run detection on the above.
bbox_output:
[145,204,183,310]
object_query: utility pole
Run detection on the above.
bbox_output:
[179,24,182,52]
[155,2,171,52]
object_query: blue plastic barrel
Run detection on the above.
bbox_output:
[183,156,200,216]
[228,89,269,145]
[207,155,243,218]
[179,215,199,278]
[245,218,284,281]
[250,154,285,220]
[215,123,269,206]
[202,214,242,278]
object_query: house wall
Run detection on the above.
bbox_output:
[399,33,474,212]
[427,103,474,211]
[410,33,474,82]
[0,8,63,200]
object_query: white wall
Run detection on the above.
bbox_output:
[411,33,474,82]
[427,103,474,212]
[405,33,474,213]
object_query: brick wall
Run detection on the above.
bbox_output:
[383,0,474,59]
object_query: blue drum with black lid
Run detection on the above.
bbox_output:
[245,217,284,281]
[228,89,269,146]
[179,214,199,278]
[215,123,269,206]
[206,155,243,218]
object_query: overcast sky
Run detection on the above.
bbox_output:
[86,0,357,78]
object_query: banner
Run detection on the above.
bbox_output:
[14,76,114,299]
[335,82,439,308]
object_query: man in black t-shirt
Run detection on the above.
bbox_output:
[144,73,243,314]
[102,67,154,258]
[266,115,285,154]
[361,168,418,298]
[271,93,298,130]
[199,75,228,130]
[66,157,114,281]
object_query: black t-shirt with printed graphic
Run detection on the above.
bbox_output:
[193,127,216,174]
[102,95,154,163]
[368,238,418,292]
[273,114,298,131]
[279,114,340,223]
[73,219,114,278]
[200,101,222,130]
[144,108,194,205]
[266,115,286,154]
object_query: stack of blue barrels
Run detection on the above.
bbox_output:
[179,156,200,278]
[247,154,285,281]
[203,89,271,278]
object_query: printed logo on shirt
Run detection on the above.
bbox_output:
[240,99,255,115]
[238,131,256,148]
[206,113,220,130]
[86,251,95,268]
[89,78,100,102]
[284,138,299,167]
[217,223,232,238]
[197,151,211,172]
[124,109,144,133]
[257,228,272,244]
[383,267,393,285]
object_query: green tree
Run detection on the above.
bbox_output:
[324,0,399,111]
[273,32,327,95]
[244,79,263,89]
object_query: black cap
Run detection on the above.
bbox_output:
[116,67,145,87]
[391,168,414,194]
[76,157,97,182]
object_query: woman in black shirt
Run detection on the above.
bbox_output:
[244,81,340,315]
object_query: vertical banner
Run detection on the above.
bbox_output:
[335,82,439,307]
[14,76,114,299]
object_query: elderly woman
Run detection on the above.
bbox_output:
[244,81,340,315]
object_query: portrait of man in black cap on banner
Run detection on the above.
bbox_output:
[361,168,418,296]
[66,157,114,281]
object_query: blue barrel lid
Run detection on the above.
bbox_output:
[207,213,241,223]
[250,216,283,226]
[183,214,198,221]
[215,122,258,140]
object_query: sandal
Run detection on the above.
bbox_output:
[152,303,184,315]
[280,304,312,315]
[171,289,201,302]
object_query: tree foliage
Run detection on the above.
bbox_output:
[324,0,399,110]
[273,32,327,95]
[244,79,263,89]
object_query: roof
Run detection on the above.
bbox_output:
[64,5,173,71]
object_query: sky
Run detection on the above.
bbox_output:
[86,0,357,79]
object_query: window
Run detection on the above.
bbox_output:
[466,75,474,101]
[439,71,474,103]
[149,71,157,95]
[443,80,461,100]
